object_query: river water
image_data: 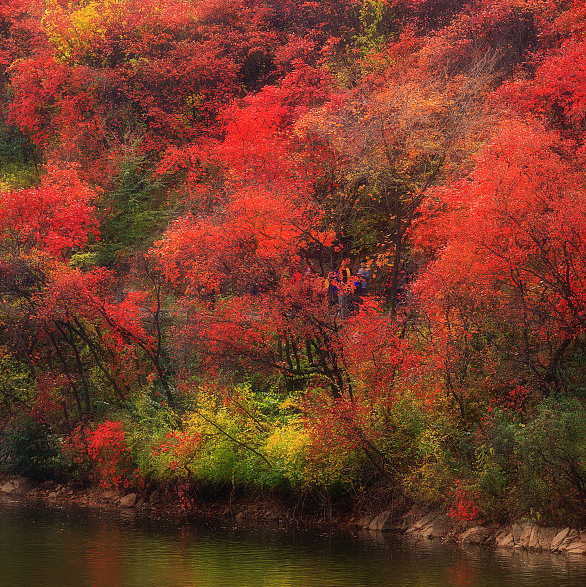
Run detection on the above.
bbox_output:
[1,497,586,587]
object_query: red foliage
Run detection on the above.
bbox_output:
[414,119,586,396]
[87,421,130,489]
[499,39,586,140]
[5,0,280,179]
[303,392,383,469]
[29,374,64,424]
[344,298,420,398]
[67,421,141,490]
[1,0,586,504]
[154,66,334,301]
[0,164,98,256]
[151,430,202,473]
[447,479,482,522]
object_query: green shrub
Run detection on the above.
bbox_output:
[0,418,63,480]
[514,397,586,522]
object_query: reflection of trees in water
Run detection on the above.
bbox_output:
[2,500,586,587]
[85,525,124,587]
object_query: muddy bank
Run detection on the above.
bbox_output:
[0,474,341,529]
[2,474,585,556]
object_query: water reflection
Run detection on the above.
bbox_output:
[1,497,585,587]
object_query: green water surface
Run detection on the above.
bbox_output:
[1,497,585,587]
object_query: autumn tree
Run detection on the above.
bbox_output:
[413,120,586,410]
[299,39,495,312]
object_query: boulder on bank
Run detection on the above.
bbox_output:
[13,477,35,494]
[495,531,513,548]
[405,510,440,534]
[460,527,491,544]
[493,524,584,553]
[535,527,559,550]
[1,481,15,494]
[1,478,36,495]
[562,535,586,555]
[511,523,523,543]
[518,523,534,548]
[361,497,409,532]
[357,513,377,529]
[406,510,455,539]
[551,528,571,551]
[119,493,137,508]
[369,510,397,532]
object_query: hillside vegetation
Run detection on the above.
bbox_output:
[0,0,585,525]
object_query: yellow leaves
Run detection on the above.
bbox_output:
[279,396,300,411]
[265,420,309,467]
[185,93,204,109]
[182,383,264,441]
[43,0,121,61]
[42,0,197,63]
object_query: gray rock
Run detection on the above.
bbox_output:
[119,493,137,508]
[528,525,541,550]
[460,527,490,544]
[417,510,440,528]
[399,509,420,531]
[369,510,397,532]
[418,515,452,539]
[551,528,571,551]
[537,527,558,551]
[557,531,580,553]
[519,523,535,548]
[0,482,15,494]
[564,541,586,555]
[511,523,523,544]
[406,510,440,534]
[102,490,119,500]
[13,477,35,494]
[495,531,514,548]
[421,520,453,539]
[358,514,377,529]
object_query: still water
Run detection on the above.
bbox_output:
[1,497,586,587]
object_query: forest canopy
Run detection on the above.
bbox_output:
[0,0,585,524]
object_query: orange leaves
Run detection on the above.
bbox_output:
[227,187,310,260]
[153,64,335,297]
[413,118,586,395]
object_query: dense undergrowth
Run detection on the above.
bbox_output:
[1,0,585,526]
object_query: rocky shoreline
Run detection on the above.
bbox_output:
[2,475,586,556]
[356,506,586,556]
